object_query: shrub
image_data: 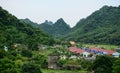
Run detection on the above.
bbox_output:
[21,49,32,57]
[0,58,20,73]
[81,60,93,71]
[92,55,115,73]
[112,58,120,73]
[32,54,47,68]
[22,62,42,73]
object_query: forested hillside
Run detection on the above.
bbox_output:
[0,7,54,49]
[20,6,120,45]
[20,18,39,28]
[65,6,120,45]
[21,18,71,38]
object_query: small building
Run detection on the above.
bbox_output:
[48,54,61,69]
[4,46,8,51]
[83,52,90,57]
[86,47,117,57]
[69,41,75,46]
[68,47,90,57]
[112,52,120,58]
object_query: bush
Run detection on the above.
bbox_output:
[22,62,42,73]
[0,58,20,73]
[81,60,93,71]
[58,59,67,67]
[0,49,6,58]
[60,59,81,70]
[21,49,32,57]
[112,58,120,73]
[92,55,115,73]
[32,54,47,68]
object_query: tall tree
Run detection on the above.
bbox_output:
[22,62,42,73]
[112,58,120,73]
[92,55,115,73]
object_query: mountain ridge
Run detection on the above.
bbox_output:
[65,5,120,45]
[20,5,120,45]
[0,7,54,49]
[21,18,71,38]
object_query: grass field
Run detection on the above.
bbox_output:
[41,69,88,73]
[82,44,119,50]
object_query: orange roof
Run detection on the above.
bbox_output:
[69,47,85,54]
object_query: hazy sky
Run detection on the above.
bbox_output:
[0,0,120,27]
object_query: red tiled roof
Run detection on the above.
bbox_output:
[69,47,85,54]
[102,49,115,54]
[76,49,85,53]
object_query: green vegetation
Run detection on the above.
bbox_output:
[112,58,120,73]
[21,18,71,38]
[65,5,120,45]
[0,47,47,73]
[41,69,87,73]
[22,62,42,73]
[20,18,39,28]
[82,44,119,50]
[0,58,21,73]
[0,6,54,73]
[21,6,120,45]
[21,49,32,57]
[0,6,54,49]
[92,55,116,73]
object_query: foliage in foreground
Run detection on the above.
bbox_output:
[65,6,120,45]
[92,55,117,73]
[112,58,120,73]
[22,62,42,73]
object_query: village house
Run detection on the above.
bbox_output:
[85,47,120,57]
[68,47,90,58]
[112,52,120,57]
[83,52,90,57]
[48,54,61,69]
[68,47,120,58]
[69,41,75,46]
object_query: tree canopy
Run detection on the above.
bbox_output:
[0,6,54,49]
[65,6,120,45]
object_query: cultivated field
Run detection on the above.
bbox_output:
[42,69,88,73]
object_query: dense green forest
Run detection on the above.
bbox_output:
[21,6,120,45]
[21,18,71,38]
[65,5,120,45]
[0,6,54,73]
[20,18,40,28]
[0,7,54,49]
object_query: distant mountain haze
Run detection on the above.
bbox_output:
[44,20,53,25]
